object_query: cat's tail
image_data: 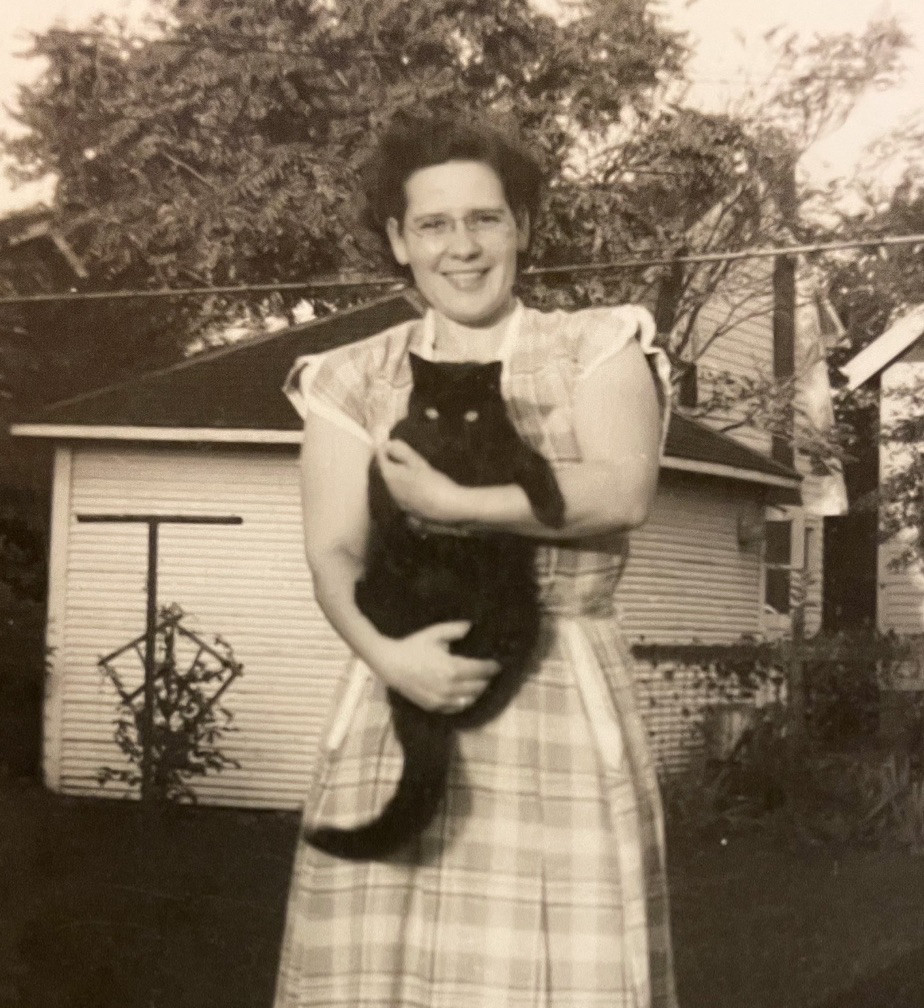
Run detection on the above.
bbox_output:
[303,710,454,862]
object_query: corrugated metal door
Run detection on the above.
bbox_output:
[58,444,349,809]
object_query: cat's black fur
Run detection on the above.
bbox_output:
[304,352,565,861]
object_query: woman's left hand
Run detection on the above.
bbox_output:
[376,440,468,525]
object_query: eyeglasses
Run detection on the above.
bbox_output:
[406,208,514,242]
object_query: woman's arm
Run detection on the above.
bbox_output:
[377,339,663,540]
[300,412,500,710]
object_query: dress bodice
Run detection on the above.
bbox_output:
[283,301,672,618]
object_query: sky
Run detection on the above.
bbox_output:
[1,0,922,212]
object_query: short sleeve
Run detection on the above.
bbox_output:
[576,304,673,454]
[282,343,373,445]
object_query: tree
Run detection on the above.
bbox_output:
[1,3,916,470]
[0,0,693,609]
[4,0,683,354]
[818,152,924,569]
[5,4,909,396]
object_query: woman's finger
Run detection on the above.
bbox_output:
[451,656,501,682]
[382,439,419,464]
[425,620,473,644]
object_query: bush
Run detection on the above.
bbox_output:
[0,588,45,777]
[658,630,924,851]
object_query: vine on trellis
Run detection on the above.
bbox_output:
[97,604,243,803]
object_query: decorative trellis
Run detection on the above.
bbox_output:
[97,604,243,803]
[78,511,244,802]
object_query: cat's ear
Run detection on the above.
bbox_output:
[408,352,432,388]
[482,360,503,391]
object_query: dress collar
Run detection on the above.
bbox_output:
[417,299,524,371]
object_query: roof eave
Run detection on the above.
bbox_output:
[661,455,800,489]
[10,423,302,445]
[840,304,924,391]
[11,421,801,489]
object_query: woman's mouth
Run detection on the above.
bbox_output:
[442,269,488,290]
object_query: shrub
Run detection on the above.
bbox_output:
[0,589,46,777]
[656,630,924,850]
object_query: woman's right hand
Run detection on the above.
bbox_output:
[373,621,500,713]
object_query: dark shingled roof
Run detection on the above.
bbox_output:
[27,291,421,430]
[15,290,799,483]
[665,413,798,481]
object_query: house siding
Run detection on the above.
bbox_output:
[803,514,825,636]
[618,471,764,768]
[878,361,924,635]
[620,472,763,643]
[50,447,767,804]
[685,257,775,457]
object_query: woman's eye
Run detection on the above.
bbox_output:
[464,410,479,422]
[425,407,440,420]
[418,217,450,235]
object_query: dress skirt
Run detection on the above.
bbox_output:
[272,614,677,1008]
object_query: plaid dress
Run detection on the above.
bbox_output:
[274,301,678,1008]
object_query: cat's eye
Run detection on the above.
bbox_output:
[425,407,440,420]
[464,410,479,422]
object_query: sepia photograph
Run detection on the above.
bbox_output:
[1,1,923,1005]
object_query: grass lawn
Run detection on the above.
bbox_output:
[670,834,924,1008]
[3,780,924,1007]
[0,781,297,1008]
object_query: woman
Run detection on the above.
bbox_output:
[274,110,677,1008]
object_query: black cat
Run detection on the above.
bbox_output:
[304,352,566,861]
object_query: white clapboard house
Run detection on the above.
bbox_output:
[13,285,828,807]
[840,305,924,681]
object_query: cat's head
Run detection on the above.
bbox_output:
[407,353,505,431]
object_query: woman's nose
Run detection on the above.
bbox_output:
[443,222,482,257]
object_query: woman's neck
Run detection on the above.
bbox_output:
[431,300,518,362]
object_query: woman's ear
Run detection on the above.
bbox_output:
[386,217,410,266]
[515,210,530,253]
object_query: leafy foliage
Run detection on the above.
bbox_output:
[654,629,924,850]
[97,604,242,803]
[817,167,924,565]
[5,0,683,298]
[1,5,913,449]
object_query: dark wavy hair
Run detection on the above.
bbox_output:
[364,110,544,236]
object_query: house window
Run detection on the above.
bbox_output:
[764,519,792,615]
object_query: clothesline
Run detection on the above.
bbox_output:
[1,232,921,308]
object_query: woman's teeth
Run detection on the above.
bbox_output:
[444,270,486,289]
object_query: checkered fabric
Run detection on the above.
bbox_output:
[274,304,677,1008]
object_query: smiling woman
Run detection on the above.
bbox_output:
[273,109,676,1008]
[385,160,528,332]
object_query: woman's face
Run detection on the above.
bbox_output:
[386,160,529,328]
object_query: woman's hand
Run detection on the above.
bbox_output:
[376,440,467,524]
[373,620,500,713]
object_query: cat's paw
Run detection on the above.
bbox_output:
[534,485,566,529]
[523,463,566,528]
[517,456,566,529]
